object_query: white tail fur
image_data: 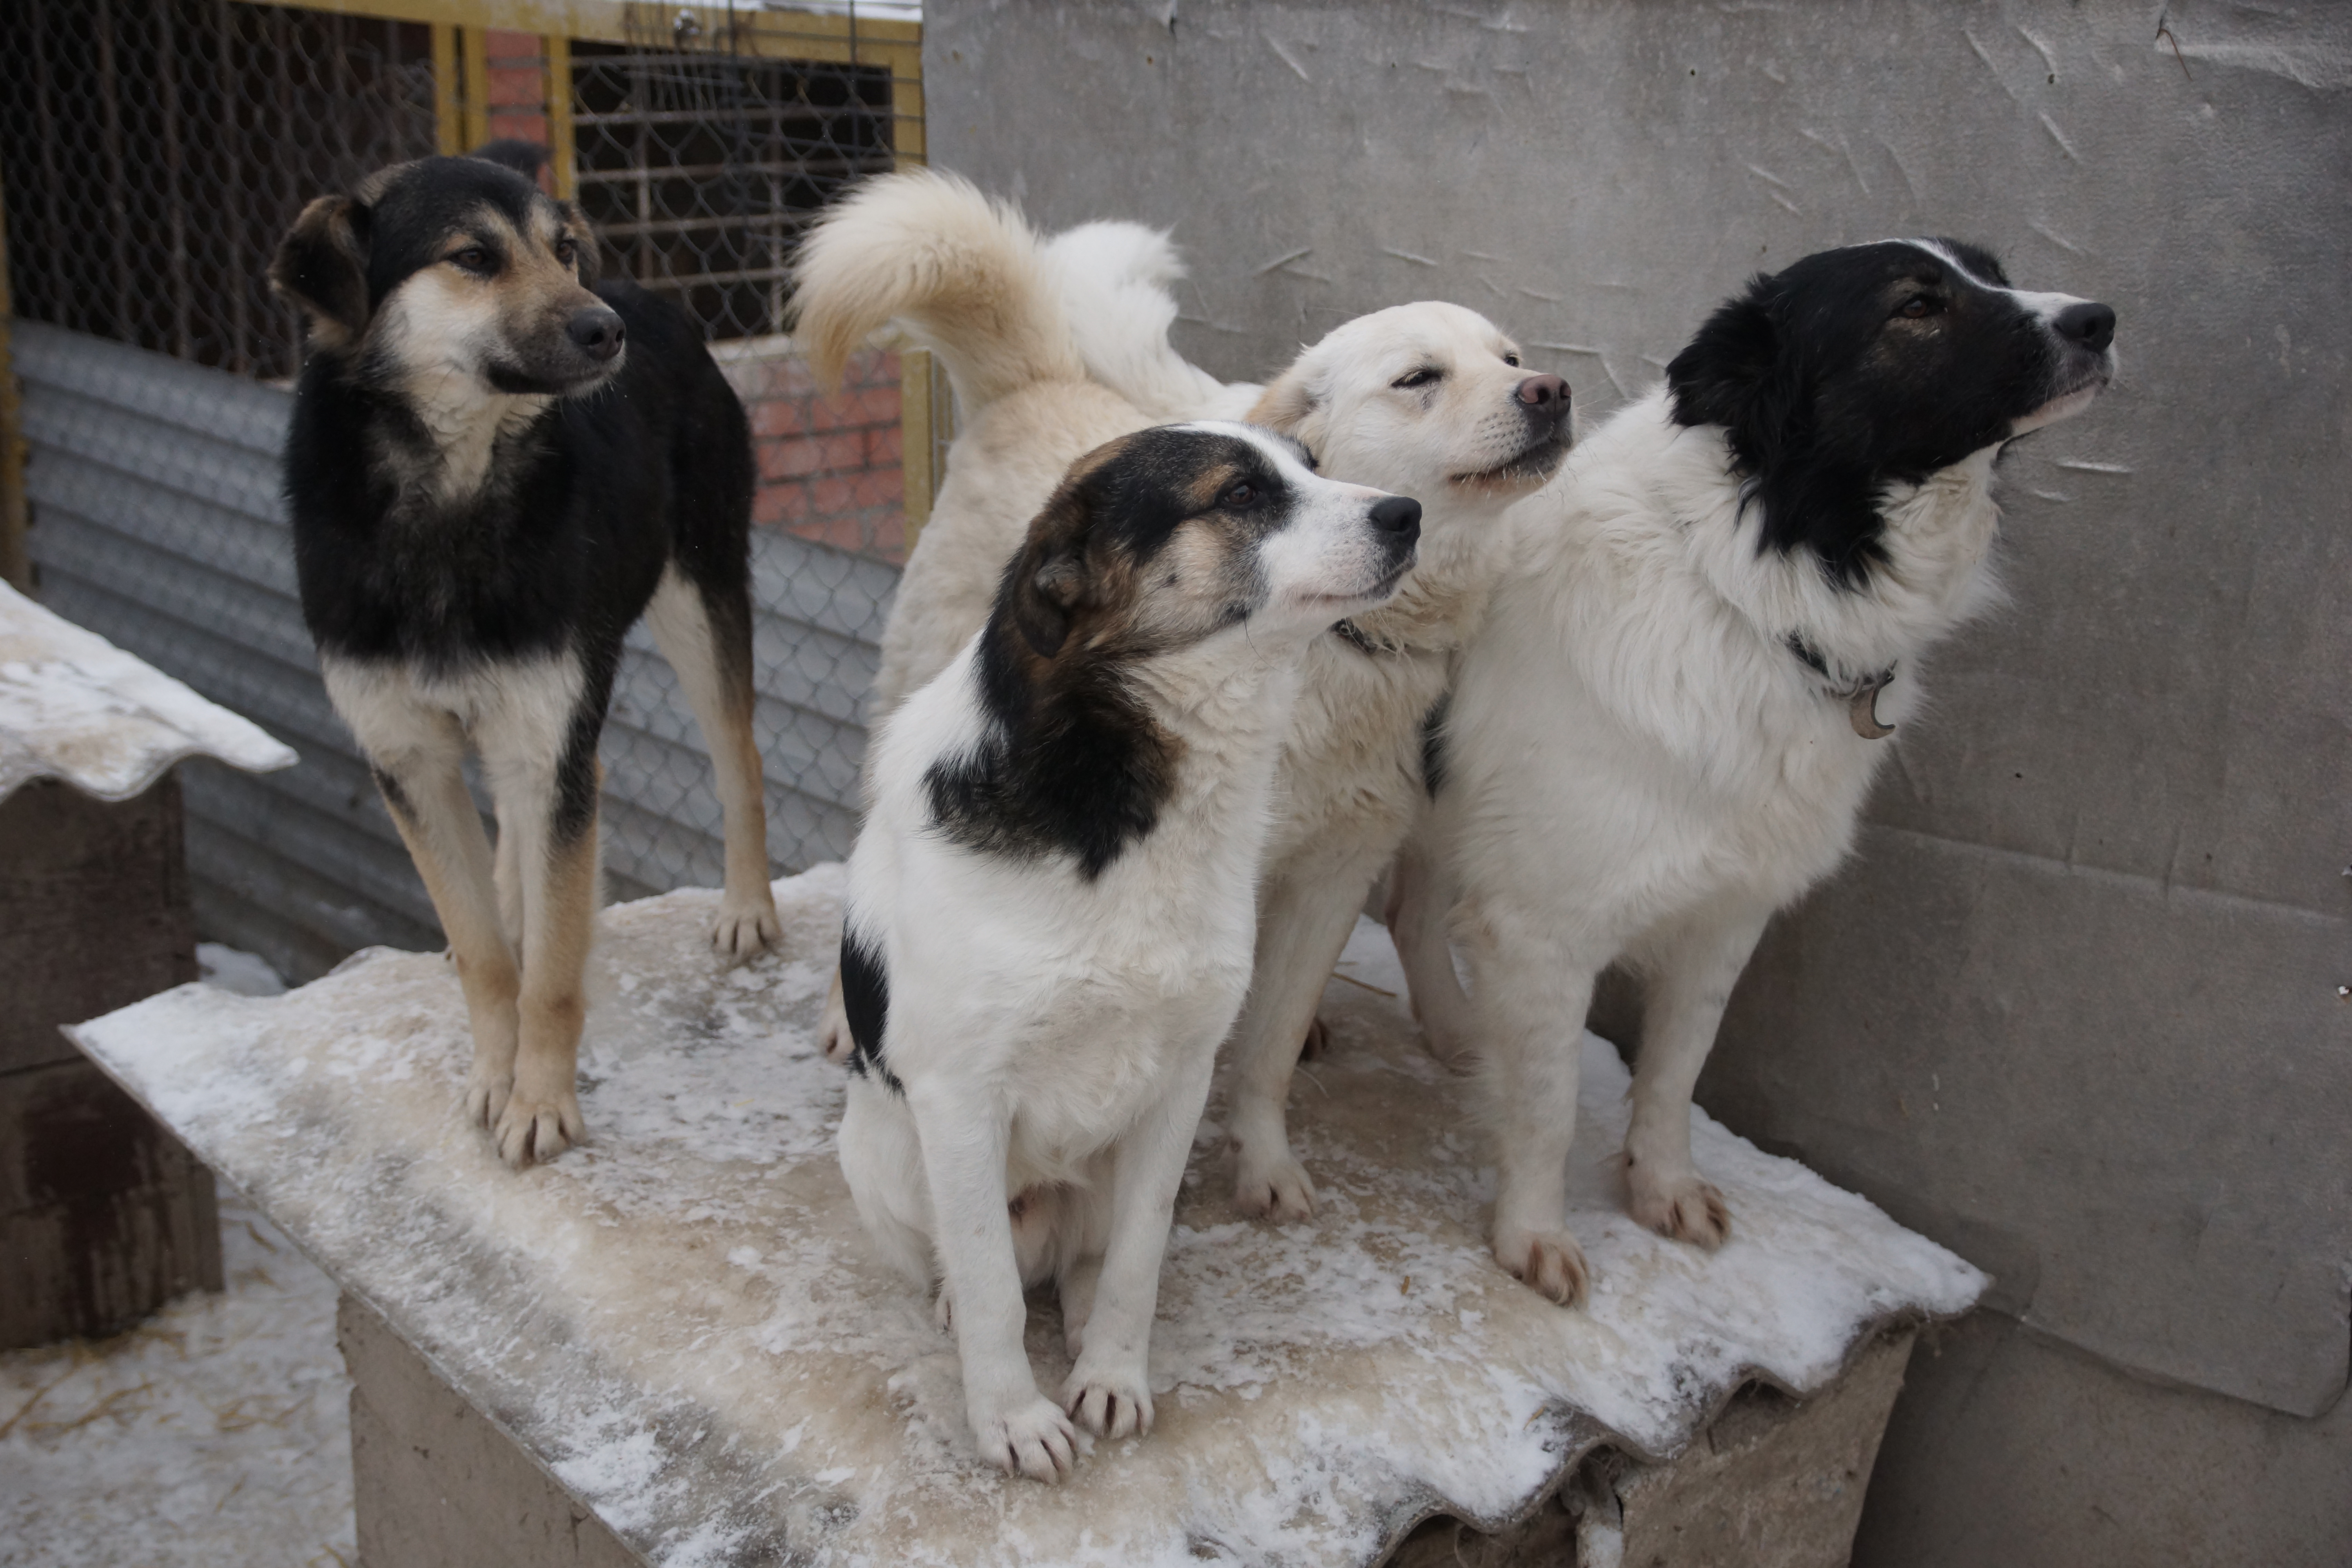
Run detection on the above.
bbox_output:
[791,169,1084,412]
[1040,221,1260,421]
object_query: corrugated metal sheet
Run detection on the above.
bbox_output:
[15,321,893,982]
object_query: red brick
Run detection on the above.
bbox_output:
[753,482,811,527]
[867,424,903,467]
[759,433,866,482]
[748,396,812,438]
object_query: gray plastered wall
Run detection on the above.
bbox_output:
[924,0,2352,1555]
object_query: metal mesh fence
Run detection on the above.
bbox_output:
[0,1,926,981]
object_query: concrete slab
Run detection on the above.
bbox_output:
[68,868,1980,1565]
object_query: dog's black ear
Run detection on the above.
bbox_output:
[1005,483,1100,660]
[269,196,373,348]
[559,200,603,283]
[1668,279,1806,477]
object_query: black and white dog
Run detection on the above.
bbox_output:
[1397,240,2116,1303]
[837,423,1419,1479]
[271,151,781,1168]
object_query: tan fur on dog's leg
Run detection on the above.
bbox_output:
[817,965,855,1063]
[377,750,523,1129]
[648,569,780,960]
[501,810,597,1167]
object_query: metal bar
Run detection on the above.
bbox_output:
[573,156,880,183]
[431,21,462,152]
[95,0,134,345]
[156,0,192,360]
[544,33,576,198]
[459,25,490,151]
[217,1,921,58]
[219,0,251,372]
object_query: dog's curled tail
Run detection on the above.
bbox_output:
[1041,221,1254,422]
[792,169,1083,412]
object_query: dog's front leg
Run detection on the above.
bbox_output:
[1621,904,1771,1249]
[367,734,522,1131]
[1474,913,1601,1307]
[1227,866,1376,1220]
[1063,1043,1216,1442]
[907,1083,1075,1481]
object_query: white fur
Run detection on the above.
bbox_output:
[1038,220,1264,422]
[1419,368,2105,1304]
[838,428,1403,1480]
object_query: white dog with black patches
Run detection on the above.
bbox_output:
[1399,238,2117,1305]
[836,423,1418,1480]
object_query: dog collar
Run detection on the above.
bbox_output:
[1786,633,1897,739]
[1330,618,1398,657]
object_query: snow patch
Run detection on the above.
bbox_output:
[0,581,296,804]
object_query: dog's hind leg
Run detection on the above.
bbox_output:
[648,567,780,960]
[1619,902,1770,1250]
[1385,815,1477,1072]
[1226,864,1376,1221]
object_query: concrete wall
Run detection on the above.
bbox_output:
[922,2,2352,1559]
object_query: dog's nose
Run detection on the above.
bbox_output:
[1516,373,1569,414]
[2052,302,2115,354]
[566,308,626,362]
[1368,495,1422,541]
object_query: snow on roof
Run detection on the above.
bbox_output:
[69,867,1983,1567]
[0,581,296,804]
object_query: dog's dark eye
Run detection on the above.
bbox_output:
[451,246,496,275]
[1501,352,1522,368]
[1221,481,1259,509]
[1393,367,1442,390]
[554,238,578,267]
[1895,294,1943,320]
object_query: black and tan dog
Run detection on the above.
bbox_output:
[271,149,779,1167]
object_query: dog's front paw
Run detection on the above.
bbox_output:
[711,897,780,962]
[1494,1225,1590,1307]
[463,1066,513,1130]
[494,1089,584,1168]
[1232,1144,1317,1222]
[1063,1361,1153,1441]
[973,1396,1077,1482]
[1628,1170,1731,1250]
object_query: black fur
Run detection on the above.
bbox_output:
[923,427,1333,881]
[1667,238,2114,588]
[1419,692,1451,799]
[838,924,901,1094]
[278,155,755,845]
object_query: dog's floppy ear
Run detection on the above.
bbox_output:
[559,201,603,283]
[1666,279,1801,472]
[1005,482,1100,660]
[1246,361,1322,443]
[269,196,373,348]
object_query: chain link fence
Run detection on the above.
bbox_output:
[0,0,929,981]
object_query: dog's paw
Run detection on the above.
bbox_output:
[494,1089,584,1169]
[1296,1014,1331,1062]
[1494,1225,1590,1307]
[711,898,780,963]
[463,1066,514,1130]
[1628,1171,1731,1250]
[1063,1361,1154,1441]
[973,1396,1078,1483]
[1232,1145,1317,1222]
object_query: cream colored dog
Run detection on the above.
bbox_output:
[796,170,1571,1220]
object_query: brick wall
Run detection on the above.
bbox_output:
[483,30,550,152]
[724,347,907,562]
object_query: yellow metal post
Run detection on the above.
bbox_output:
[459,26,491,151]
[544,33,576,199]
[431,22,463,154]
